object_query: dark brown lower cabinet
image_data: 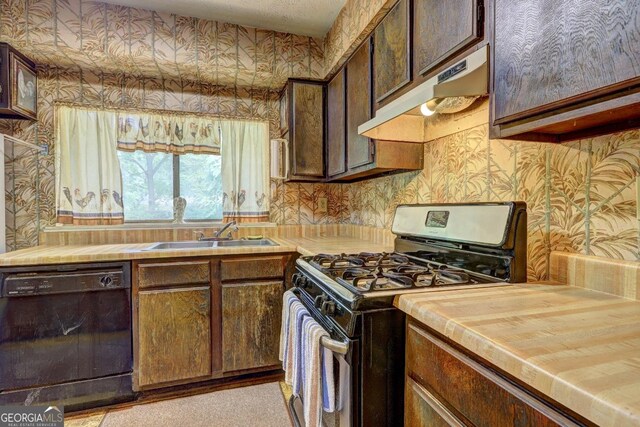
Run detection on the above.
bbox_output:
[406,319,588,426]
[136,286,212,389]
[405,377,465,427]
[221,280,284,373]
[133,254,292,391]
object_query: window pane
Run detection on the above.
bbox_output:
[180,154,223,220]
[117,151,173,220]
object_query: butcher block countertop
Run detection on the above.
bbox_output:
[0,238,297,266]
[0,236,391,266]
[395,284,640,427]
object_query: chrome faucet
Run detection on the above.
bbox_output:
[213,220,238,239]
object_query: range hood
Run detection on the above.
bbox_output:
[359,46,488,142]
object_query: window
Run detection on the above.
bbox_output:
[117,151,223,221]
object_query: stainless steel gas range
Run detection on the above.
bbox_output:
[288,202,527,427]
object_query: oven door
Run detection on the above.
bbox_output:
[289,290,359,427]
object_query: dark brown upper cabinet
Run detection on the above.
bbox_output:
[327,69,346,178]
[329,37,423,182]
[0,43,37,121]
[491,0,640,141]
[373,0,411,102]
[414,0,482,77]
[346,40,375,171]
[280,79,325,181]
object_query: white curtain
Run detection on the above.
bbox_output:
[117,111,221,154]
[55,106,124,225]
[220,120,270,223]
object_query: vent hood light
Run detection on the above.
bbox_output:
[358,46,488,143]
[420,102,436,116]
[420,98,443,116]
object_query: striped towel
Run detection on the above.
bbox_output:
[279,289,297,361]
[301,316,336,427]
[280,292,310,394]
[291,303,309,396]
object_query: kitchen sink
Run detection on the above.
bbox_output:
[214,238,278,247]
[143,241,217,250]
[143,239,278,250]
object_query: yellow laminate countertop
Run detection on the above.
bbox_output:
[0,236,392,266]
[395,284,640,427]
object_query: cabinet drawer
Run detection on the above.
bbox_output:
[405,376,465,427]
[406,321,579,427]
[138,260,210,289]
[220,257,284,281]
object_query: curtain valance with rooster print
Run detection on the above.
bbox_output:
[116,111,221,155]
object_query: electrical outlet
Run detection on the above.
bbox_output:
[318,197,328,214]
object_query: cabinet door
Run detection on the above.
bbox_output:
[493,0,640,123]
[414,0,480,76]
[346,40,374,170]
[136,287,212,388]
[407,321,577,426]
[290,81,325,179]
[373,0,411,102]
[405,377,465,427]
[222,281,283,372]
[327,69,346,177]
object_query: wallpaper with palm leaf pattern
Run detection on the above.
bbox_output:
[1,0,639,285]
[347,125,640,280]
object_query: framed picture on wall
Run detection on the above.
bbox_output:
[10,52,37,118]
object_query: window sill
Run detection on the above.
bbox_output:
[43,222,278,232]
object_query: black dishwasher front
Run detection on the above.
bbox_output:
[0,262,134,410]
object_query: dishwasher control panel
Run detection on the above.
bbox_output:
[2,270,126,296]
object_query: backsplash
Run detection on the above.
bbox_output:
[347,124,640,280]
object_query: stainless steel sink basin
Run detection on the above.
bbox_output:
[143,241,216,250]
[142,238,278,250]
[214,238,278,247]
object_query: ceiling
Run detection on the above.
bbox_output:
[101,0,346,38]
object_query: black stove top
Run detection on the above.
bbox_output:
[308,252,481,293]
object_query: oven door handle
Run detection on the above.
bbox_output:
[320,336,349,355]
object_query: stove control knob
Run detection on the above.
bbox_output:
[314,294,327,308]
[321,300,336,316]
[99,275,113,288]
[293,274,308,289]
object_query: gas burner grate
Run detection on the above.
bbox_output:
[333,264,477,292]
[311,253,366,269]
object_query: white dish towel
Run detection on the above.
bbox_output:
[301,315,335,427]
[279,290,337,427]
[280,293,308,392]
